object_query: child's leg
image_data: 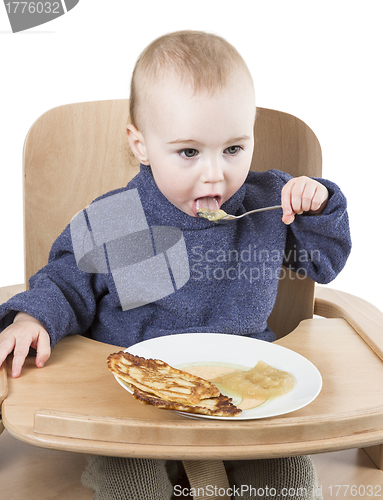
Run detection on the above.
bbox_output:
[225,456,323,500]
[81,455,177,500]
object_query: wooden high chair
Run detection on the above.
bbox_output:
[1,100,383,498]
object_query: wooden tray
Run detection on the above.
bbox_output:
[2,299,383,460]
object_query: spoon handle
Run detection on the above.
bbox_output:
[223,205,282,220]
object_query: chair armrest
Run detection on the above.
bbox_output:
[314,286,383,361]
[0,284,26,306]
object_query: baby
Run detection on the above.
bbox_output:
[0,31,350,499]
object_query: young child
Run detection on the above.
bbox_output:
[0,31,350,499]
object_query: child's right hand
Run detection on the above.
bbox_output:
[0,312,51,378]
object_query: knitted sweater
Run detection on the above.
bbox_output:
[0,166,351,347]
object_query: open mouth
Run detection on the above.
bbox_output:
[193,196,221,217]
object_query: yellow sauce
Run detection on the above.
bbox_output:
[183,365,238,380]
[212,361,296,399]
[182,364,265,410]
[197,208,227,221]
[182,361,295,411]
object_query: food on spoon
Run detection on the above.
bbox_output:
[197,208,228,221]
[195,196,225,221]
[107,351,241,416]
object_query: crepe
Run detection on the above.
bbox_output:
[132,387,242,417]
[107,351,220,404]
[107,351,241,416]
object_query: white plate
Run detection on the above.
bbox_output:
[115,332,322,420]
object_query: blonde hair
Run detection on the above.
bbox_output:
[129,30,253,129]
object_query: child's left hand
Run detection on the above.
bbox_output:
[281,176,329,225]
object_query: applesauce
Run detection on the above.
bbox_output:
[197,208,227,221]
[211,361,295,399]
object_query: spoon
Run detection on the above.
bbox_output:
[197,205,282,223]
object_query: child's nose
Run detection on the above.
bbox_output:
[201,159,224,184]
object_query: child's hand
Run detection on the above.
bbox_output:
[0,312,51,378]
[281,176,329,225]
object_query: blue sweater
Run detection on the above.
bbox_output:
[0,166,351,347]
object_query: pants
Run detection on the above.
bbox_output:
[82,456,323,499]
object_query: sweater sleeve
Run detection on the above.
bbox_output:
[0,225,101,346]
[269,169,352,284]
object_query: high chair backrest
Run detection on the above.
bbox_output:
[23,100,322,339]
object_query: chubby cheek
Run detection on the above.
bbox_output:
[154,171,191,206]
[225,170,249,199]
[165,168,194,193]
[168,184,195,210]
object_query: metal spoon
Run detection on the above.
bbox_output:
[197,205,282,223]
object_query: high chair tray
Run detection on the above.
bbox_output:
[2,287,383,460]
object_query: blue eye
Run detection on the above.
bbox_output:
[179,148,199,158]
[225,145,243,155]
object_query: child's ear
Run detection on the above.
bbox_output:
[126,124,150,165]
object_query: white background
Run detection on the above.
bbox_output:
[0,1,382,312]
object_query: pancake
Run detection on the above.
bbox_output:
[107,351,220,405]
[132,387,242,417]
[107,351,241,416]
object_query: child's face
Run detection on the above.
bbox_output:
[128,73,256,217]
